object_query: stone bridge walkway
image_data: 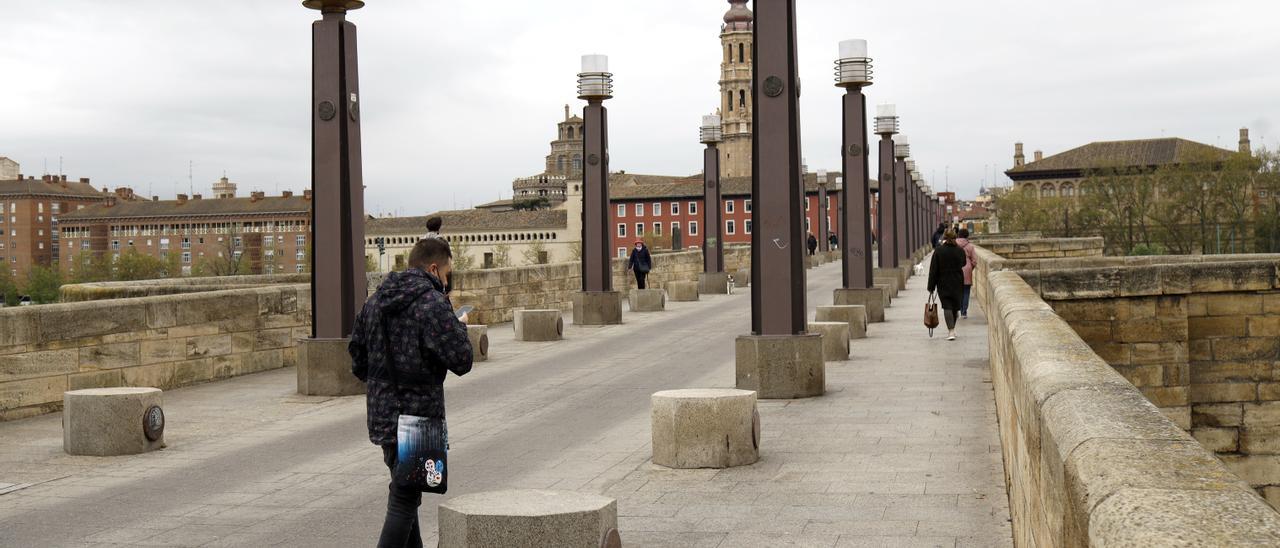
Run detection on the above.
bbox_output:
[0,258,1010,547]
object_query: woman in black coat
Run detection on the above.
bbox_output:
[927,229,967,340]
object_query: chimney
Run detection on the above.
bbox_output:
[1240,127,1252,156]
[303,189,313,200]
[15,173,21,180]
[1014,143,1025,167]
[60,175,67,182]
[42,174,51,182]
[192,194,202,200]
[105,196,117,207]
[177,193,188,204]
[281,190,293,198]
[1034,150,1043,162]
[152,196,159,202]
[80,177,90,184]
[564,104,570,120]
[250,191,265,202]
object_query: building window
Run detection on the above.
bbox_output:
[672,222,681,235]
[296,250,305,261]
[726,220,736,235]
[653,203,662,216]
[618,224,626,237]
[111,240,120,250]
[37,242,44,250]
[1061,183,1075,197]
[745,199,752,212]
[51,203,60,214]
[726,200,734,214]
[672,202,680,215]
[264,235,274,247]
[37,229,44,236]
[81,240,89,250]
[690,221,699,236]
[1040,184,1057,198]
[745,220,753,234]
[688,202,698,215]
[572,154,582,172]
[635,203,644,216]
[617,204,625,217]
[738,90,746,108]
[653,223,662,235]
[296,264,305,273]
[805,197,810,211]
[738,43,745,63]
[296,235,306,247]
[37,215,43,223]
[618,247,627,258]
[635,223,644,236]
[182,252,191,264]
[727,91,733,112]
[37,203,44,214]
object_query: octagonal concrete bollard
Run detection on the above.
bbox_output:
[298,338,367,396]
[629,288,666,312]
[698,271,730,295]
[64,387,165,456]
[651,389,760,469]
[807,321,851,361]
[438,489,619,548]
[735,268,751,287]
[666,281,699,302]
[514,309,563,342]
[467,325,489,362]
[834,287,886,323]
[815,305,867,340]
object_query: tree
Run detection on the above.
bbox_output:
[492,243,511,268]
[68,251,112,284]
[25,265,63,304]
[451,238,476,270]
[521,241,548,265]
[0,267,18,306]
[192,227,253,276]
[365,254,378,273]
[512,197,551,211]
[569,241,582,261]
[114,249,171,281]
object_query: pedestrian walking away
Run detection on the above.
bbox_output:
[349,237,474,548]
[957,228,977,319]
[931,223,946,249]
[807,232,818,256]
[627,240,652,289]
[828,232,839,250]
[927,229,967,341]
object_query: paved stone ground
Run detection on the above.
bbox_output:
[0,256,1010,547]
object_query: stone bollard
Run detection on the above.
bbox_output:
[629,288,666,312]
[514,309,563,342]
[807,321,850,361]
[735,334,824,399]
[833,287,886,323]
[666,281,699,302]
[874,283,895,305]
[697,271,730,295]
[63,387,165,456]
[467,325,489,362]
[815,305,868,339]
[438,489,620,548]
[651,389,760,468]
[735,268,751,287]
[873,273,900,298]
[298,338,367,396]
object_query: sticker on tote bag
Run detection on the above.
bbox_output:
[424,459,444,487]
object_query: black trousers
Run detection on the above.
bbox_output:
[635,270,648,289]
[378,445,423,548]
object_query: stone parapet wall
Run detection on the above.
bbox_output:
[367,246,751,326]
[60,274,311,302]
[974,236,1104,260]
[973,243,1280,545]
[1,284,311,421]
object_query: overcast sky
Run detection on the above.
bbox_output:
[2,1,1277,215]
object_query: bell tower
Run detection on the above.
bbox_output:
[718,0,753,178]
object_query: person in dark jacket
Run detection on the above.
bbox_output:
[806,233,818,256]
[349,237,473,548]
[931,223,947,248]
[627,241,652,289]
[927,229,967,341]
[828,232,838,250]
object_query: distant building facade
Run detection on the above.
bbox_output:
[0,173,113,278]
[58,186,312,276]
[0,158,18,181]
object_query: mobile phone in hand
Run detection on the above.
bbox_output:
[455,305,474,319]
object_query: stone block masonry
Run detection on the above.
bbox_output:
[1,283,310,421]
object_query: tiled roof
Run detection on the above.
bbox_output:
[609,172,862,200]
[1007,138,1234,176]
[0,178,109,199]
[366,209,568,235]
[59,195,311,222]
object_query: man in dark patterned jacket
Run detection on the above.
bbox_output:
[349,237,472,548]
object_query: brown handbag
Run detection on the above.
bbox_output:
[924,292,940,329]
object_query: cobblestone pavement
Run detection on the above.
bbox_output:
[0,257,1011,547]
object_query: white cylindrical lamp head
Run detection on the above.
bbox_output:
[577,54,613,100]
[874,103,898,135]
[834,39,872,87]
[699,114,722,144]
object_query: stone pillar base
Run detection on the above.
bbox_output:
[666,281,699,302]
[874,283,897,303]
[735,268,751,287]
[698,272,730,295]
[735,334,824,399]
[467,325,489,362]
[64,387,165,456]
[439,489,619,548]
[298,337,367,396]
[515,310,564,341]
[815,305,868,339]
[629,289,666,312]
[651,389,760,469]
[807,322,850,361]
[572,291,622,326]
[834,288,886,323]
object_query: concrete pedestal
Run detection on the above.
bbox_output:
[698,272,730,295]
[735,268,751,287]
[298,338,367,396]
[874,267,908,290]
[438,489,619,548]
[629,289,666,312]
[651,389,760,469]
[467,325,489,362]
[735,334,824,399]
[572,291,622,326]
[666,281,699,302]
[874,283,896,304]
[515,310,564,341]
[63,387,165,456]
[807,322,850,362]
[834,288,886,323]
[873,272,901,297]
[815,305,868,340]
[804,255,815,269]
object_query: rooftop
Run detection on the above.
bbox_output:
[0,176,108,199]
[59,193,311,222]
[366,208,568,235]
[1007,137,1236,178]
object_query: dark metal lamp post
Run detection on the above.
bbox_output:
[572,54,623,325]
[816,169,830,254]
[893,135,911,268]
[297,0,368,396]
[698,114,730,294]
[834,39,875,296]
[874,105,899,272]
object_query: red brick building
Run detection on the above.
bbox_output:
[0,174,114,278]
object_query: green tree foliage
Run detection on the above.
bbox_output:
[491,243,511,268]
[0,267,19,306]
[114,249,172,281]
[450,238,476,271]
[25,265,64,304]
[521,241,548,265]
[512,197,551,211]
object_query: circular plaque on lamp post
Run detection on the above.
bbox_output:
[763,76,784,97]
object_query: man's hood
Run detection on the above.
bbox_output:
[371,269,442,315]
